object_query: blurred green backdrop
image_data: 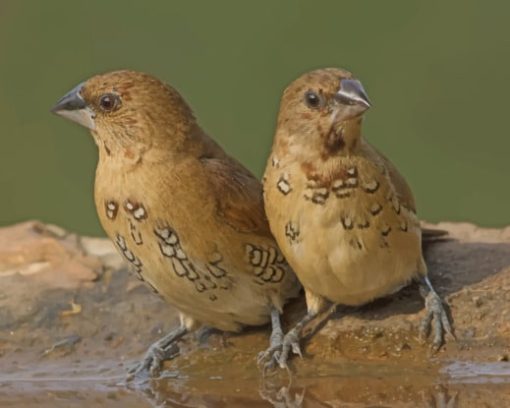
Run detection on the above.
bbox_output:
[0,0,508,236]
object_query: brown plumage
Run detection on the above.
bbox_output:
[51,70,300,378]
[260,68,453,369]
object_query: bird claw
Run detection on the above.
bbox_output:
[127,342,179,380]
[278,329,302,368]
[257,347,280,371]
[258,329,302,371]
[290,341,302,358]
[419,291,454,350]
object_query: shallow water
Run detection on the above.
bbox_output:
[1,359,509,407]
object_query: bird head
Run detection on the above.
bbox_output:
[275,68,371,159]
[51,70,197,158]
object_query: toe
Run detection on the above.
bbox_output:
[419,311,433,339]
[432,316,443,350]
[291,341,302,358]
[257,351,269,366]
[127,363,137,375]
[277,353,289,370]
[127,340,181,380]
[421,291,454,349]
[263,352,279,371]
[149,363,160,377]
[257,345,282,371]
[440,310,455,339]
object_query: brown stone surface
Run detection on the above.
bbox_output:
[0,220,509,407]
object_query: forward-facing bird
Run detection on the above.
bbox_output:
[51,70,300,377]
[260,68,453,368]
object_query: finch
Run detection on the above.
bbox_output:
[260,68,453,368]
[51,70,300,378]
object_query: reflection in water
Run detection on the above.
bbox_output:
[259,381,305,408]
[2,361,510,407]
[424,388,457,408]
[125,369,509,408]
[259,384,458,408]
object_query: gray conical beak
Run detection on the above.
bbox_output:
[335,78,371,109]
[51,83,96,130]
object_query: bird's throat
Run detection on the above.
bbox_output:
[323,117,362,159]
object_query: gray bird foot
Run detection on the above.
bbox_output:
[258,328,302,371]
[419,290,455,350]
[127,325,187,381]
[127,342,179,380]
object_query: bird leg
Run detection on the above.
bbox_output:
[128,324,188,379]
[258,306,333,371]
[268,307,285,350]
[276,303,338,369]
[257,308,285,370]
[275,311,316,369]
[418,276,455,349]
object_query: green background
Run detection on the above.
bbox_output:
[0,0,508,236]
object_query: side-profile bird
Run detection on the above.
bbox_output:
[51,70,300,377]
[260,68,453,368]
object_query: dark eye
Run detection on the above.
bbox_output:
[304,90,321,109]
[99,93,120,112]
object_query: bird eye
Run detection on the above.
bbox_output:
[304,90,321,109]
[99,93,120,112]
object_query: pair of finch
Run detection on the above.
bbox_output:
[52,67,453,377]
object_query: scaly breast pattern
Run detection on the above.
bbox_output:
[95,175,294,331]
[265,154,423,306]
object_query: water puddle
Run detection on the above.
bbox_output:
[443,361,510,384]
[1,359,509,407]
